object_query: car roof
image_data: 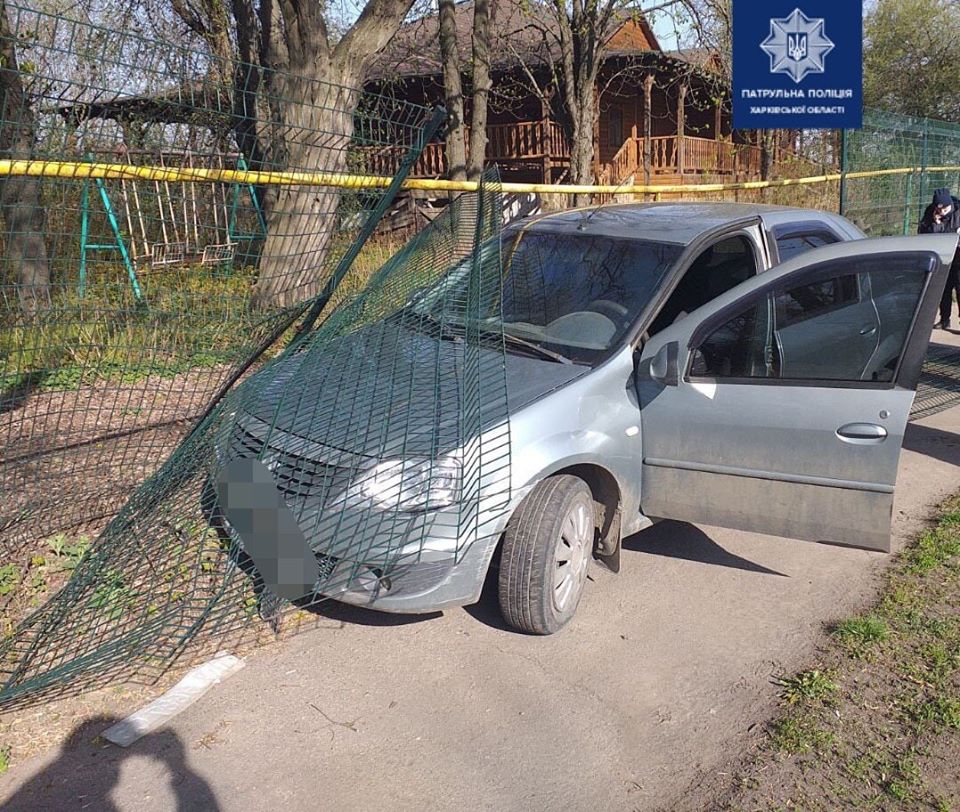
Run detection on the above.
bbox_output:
[509,202,841,246]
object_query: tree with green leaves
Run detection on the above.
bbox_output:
[864,0,960,121]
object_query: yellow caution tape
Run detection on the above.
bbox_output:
[0,159,951,196]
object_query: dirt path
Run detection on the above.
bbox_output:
[0,366,233,553]
[0,335,958,811]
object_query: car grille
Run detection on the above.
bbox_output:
[228,423,355,504]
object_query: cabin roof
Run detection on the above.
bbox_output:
[368,0,663,81]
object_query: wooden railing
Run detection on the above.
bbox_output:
[355,142,447,178]
[649,136,677,176]
[354,120,571,179]
[360,131,779,185]
[484,120,569,160]
[605,135,765,182]
[608,137,640,185]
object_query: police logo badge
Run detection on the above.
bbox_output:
[761,8,835,83]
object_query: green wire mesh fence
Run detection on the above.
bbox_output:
[0,1,434,555]
[0,3,511,706]
[840,108,960,236]
[0,176,511,707]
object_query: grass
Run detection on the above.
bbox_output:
[46,534,92,572]
[722,495,960,809]
[0,233,405,396]
[0,263,259,393]
[775,669,839,705]
[771,714,836,755]
[832,614,890,658]
[0,534,92,636]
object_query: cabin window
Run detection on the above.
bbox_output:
[608,108,623,147]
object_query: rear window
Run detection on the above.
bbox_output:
[776,230,840,262]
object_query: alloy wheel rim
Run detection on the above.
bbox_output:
[553,498,592,612]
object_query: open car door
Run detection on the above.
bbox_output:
[635,235,955,552]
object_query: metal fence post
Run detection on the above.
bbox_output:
[838,128,848,216]
[903,169,913,235]
[79,177,90,297]
[919,126,929,224]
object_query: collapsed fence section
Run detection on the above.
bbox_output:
[0,3,435,564]
[0,2,516,708]
[0,177,511,708]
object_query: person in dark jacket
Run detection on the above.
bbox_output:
[919,187,960,329]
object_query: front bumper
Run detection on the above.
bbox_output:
[207,421,512,614]
[208,484,504,613]
[326,531,502,612]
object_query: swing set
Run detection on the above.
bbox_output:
[78,149,267,304]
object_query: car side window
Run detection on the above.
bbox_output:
[774,274,859,328]
[648,235,758,335]
[689,264,928,383]
[689,300,771,379]
[775,230,839,262]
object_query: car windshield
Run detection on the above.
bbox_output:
[409,227,682,365]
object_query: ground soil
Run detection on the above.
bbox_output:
[0,366,235,551]
[678,499,960,811]
[0,336,957,809]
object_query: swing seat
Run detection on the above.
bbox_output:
[151,242,188,267]
[200,243,236,266]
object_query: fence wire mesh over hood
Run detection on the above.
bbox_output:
[0,175,511,707]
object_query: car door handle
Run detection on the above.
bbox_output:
[836,422,888,444]
[859,324,878,336]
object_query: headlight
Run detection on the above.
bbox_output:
[356,457,462,512]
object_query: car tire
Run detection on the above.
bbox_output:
[498,475,596,635]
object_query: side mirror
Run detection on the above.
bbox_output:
[648,341,680,387]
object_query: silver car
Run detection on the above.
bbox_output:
[211,203,954,634]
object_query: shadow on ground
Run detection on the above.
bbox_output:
[305,598,441,628]
[622,520,788,577]
[462,519,788,634]
[1,715,219,811]
[903,421,960,466]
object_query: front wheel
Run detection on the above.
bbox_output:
[498,475,596,634]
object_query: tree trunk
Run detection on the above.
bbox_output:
[438,0,467,182]
[0,0,50,316]
[466,0,492,180]
[247,0,415,310]
[251,72,358,309]
[551,1,602,207]
[568,78,598,206]
[760,129,773,181]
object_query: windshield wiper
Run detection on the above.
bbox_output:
[412,316,573,364]
[501,331,573,364]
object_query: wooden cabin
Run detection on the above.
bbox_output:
[364,1,805,186]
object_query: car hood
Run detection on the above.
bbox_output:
[233,319,587,459]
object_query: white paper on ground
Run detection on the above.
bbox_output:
[103,653,245,747]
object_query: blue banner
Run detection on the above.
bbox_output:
[733,1,863,130]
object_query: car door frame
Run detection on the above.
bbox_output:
[630,218,770,343]
[631,235,954,552]
[682,246,945,391]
